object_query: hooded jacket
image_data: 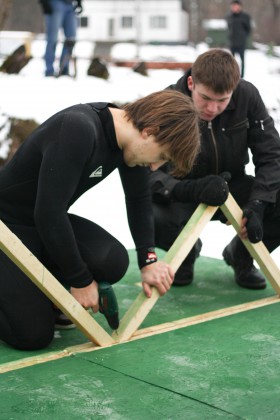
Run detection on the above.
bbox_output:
[149,69,280,205]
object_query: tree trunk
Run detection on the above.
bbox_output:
[0,0,12,30]
[270,0,280,43]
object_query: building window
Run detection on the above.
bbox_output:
[121,16,134,28]
[150,16,167,29]
[78,16,88,28]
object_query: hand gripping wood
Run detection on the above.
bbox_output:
[112,202,219,342]
[220,193,280,294]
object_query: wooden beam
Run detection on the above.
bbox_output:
[112,203,218,343]
[113,60,193,71]
[220,194,280,294]
[2,295,279,374]
[0,220,114,347]
[132,296,280,341]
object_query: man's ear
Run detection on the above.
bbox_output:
[187,76,194,92]
[142,126,159,138]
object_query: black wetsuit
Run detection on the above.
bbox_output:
[0,102,155,349]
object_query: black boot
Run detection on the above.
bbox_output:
[222,236,266,290]
[173,239,202,286]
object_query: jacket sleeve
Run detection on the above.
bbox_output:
[39,0,52,15]
[118,164,158,266]
[246,83,280,203]
[148,165,180,204]
[244,13,251,35]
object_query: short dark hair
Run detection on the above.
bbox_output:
[191,48,240,93]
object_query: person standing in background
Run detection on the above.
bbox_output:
[39,0,83,77]
[226,0,251,78]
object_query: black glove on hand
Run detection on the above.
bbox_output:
[243,200,267,243]
[173,175,229,206]
[74,0,83,14]
[40,0,52,14]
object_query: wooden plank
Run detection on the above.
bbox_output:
[220,194,280,294]
[0,350,69,374]
[2,296,279,374]
[113,60,193,71]
[0,343,94,375]
[132,296,280,341]
[0,220,114,347]
[112,203,218,343]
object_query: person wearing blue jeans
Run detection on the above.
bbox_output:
[39,0,82,77]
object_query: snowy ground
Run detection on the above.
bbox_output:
[1,37,280,265]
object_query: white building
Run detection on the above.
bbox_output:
[78,0,189,44]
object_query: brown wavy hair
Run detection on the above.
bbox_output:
[123,90,200,177]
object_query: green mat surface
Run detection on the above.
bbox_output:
[0,250,279,419]
[0,249,276,365]
[1,303,280,419]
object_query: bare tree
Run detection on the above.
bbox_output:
[269,0,280,43]
[0,0,12,30]
[270,0,280,14]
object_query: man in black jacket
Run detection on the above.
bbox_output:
[226,0,251,78]
[149,48,280,290]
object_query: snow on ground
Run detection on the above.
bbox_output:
[1,37,280,265]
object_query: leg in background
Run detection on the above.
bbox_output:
[59,3,77,75]
[44,1,65,76]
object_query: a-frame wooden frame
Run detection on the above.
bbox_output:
[0,193,279,348]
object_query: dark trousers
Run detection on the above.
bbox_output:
[230,46,246,78]
[0,214,129,350]
[153,175,280,267]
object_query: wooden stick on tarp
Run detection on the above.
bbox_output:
[112,202,219,343]
[0,220,114,347]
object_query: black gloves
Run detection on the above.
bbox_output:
[173,174,229,206]
[40,0,52,15]
[242,200,267,243]
[74,0,83,14]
